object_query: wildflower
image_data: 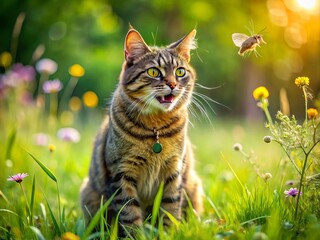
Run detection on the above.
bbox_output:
[12,63,36,82]
[83,91,99,108]
[233,143,242,151]
[294,76,309,88]
[57,127,80,143]
[69,96,82,112]
[36,58,58,75]
[252,86,269,100]
[307,108,318,119]
[7,173,29,183]
[284,187,302,197]
[0,51,12,68]
[61,232,80,240]
[48,144,56,152]
[262,172,273,181]
[2,71,21,87]
[42,79,63,93]
[68,64,85,78]
[34,133,50,146]
[285,180,295,186]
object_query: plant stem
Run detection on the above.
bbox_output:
[19,183,32,225]
[302,86,308,123]
[49,93,58,117]
[294,140,320,220]
[56,182,62,231]
[264,107,273,125]
[59,76,79,113]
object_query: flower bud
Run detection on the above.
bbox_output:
[263,136,272,143]
[233,143,242,151]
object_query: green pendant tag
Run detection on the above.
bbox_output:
[153,142,162,153]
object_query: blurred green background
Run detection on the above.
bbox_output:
[1,0,319,119]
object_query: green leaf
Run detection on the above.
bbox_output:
[30,175,36,225]
[41,191,61,236]
[5,128,16,160]
[151,181,164,227]
[29,226,46,240]
[27,152,57,182]
[45,196,61,236]
[82,189,118,239]
[160,208,180,227]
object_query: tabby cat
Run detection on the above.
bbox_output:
[80,27,204,235]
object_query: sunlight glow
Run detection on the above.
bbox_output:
[297,0,317,10]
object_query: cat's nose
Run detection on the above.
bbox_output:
[167,81,176,89]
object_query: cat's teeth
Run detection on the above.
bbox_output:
[157,94,174,104]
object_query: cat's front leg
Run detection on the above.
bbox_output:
[110,171,143,236]
[161,171,183,226]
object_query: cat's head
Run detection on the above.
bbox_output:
[119,27,197,114]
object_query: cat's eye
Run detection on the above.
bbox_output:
[147,67,161,78]
[175,67,186,77]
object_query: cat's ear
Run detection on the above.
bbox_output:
[169,29,197,62]
[124,29,151,64]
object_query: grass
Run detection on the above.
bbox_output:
[1,103,319,239]
[0,50,319,239]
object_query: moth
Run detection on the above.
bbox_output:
[232,33,266,56]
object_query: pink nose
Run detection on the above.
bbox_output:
[167,82,176,89]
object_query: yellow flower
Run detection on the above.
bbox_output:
[0,51,12,68]
[69,96,82,112]
[294,76,309,88]
[307,108,318,119]
[48,144,56,153]
[68,64,85,78]
[61,232,80,240]
[83,91,98,108]
[253,86,269,100]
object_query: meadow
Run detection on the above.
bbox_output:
[0,52,319,240]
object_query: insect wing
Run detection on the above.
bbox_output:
[232,33,249,47]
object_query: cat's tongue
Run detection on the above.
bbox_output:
[158,94,174,103]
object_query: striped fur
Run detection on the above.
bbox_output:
[80,28,203,235]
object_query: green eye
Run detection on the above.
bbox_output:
[147,67,161,78]
[175,67,186,77]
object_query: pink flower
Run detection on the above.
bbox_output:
[7,173,29,183]
[42,79,63,93]
[284,188,302,197]
[36,58,58,75]
[11,63,36,82]
[57,127,80,142]
[34,133,50,146]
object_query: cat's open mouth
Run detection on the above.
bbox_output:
[156,94,174,104]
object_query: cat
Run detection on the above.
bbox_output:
[80,27,204,236]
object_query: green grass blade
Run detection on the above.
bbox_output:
[110,218,118,240]
[43,194,61,236]
[221,152,245,190]
[0,209,21,219]
[27,152,57,182]
[30,175,36,226]
[0,190,9,204]
[29,226,46,240]
[111,199,135,240]
[99,197,105,240]
[5,128,16,160]
[160,208,180,227]
[75,218,85,237]
[151,181,164,227]
[82,189,118,239]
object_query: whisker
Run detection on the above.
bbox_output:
[189,96,212,126]
[195,83,224,90]
[193,91,230,110]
